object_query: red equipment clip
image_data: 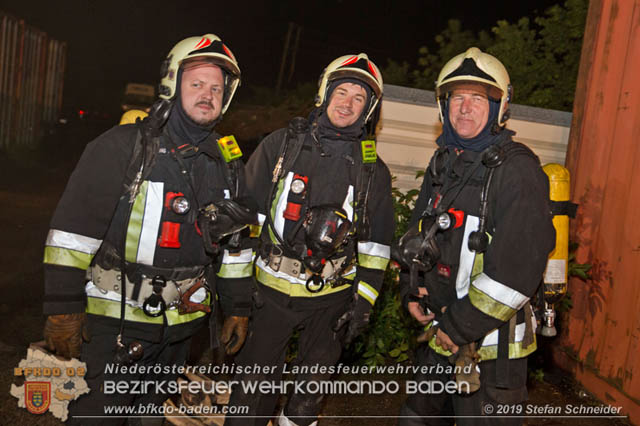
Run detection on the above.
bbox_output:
[448,208,465,229]
[283,202,302,221]
[158,222,181,248]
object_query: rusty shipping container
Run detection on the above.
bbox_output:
[553,0,640,424]
[0,11,66,150]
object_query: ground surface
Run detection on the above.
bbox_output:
[0,117,632,425]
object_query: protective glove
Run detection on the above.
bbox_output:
[43,313,90,359]
[220,315,249,355]
[333,296,372,346]
[198,199,258,251]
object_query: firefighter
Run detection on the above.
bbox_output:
[42,34,256,425]
[224,54,394,426]
[395,47,556,426]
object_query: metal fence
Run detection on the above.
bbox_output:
[0,11,66,150]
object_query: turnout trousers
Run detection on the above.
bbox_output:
[225,286,351,426]
[398,344,528,426]
[67,315,193,426]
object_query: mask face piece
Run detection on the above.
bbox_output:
[303,205,351,274]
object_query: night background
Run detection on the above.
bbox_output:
[4,0,560,113]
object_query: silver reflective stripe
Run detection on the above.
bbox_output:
[273,172,294,239]
[224,189,231,199]
[136,181,164,265]
[221,248,254,265]
[482,320,527,346]
[357,281,379,305]
[357,241,390,258]
[472,272,528,311]
[257,213,266,226]
[455,215,479,299]
[46,229,102,254]
[278,410,317,426]
[341,185,354,221]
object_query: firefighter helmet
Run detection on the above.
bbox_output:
[159,34,241,114]
[119,109,148,125]
[315,53,383,123]
[435,47,512,125]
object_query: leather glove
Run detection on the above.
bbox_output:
[220,315,249,355]
[43,313,90,359]
[333,296,372,346]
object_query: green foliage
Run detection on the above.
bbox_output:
[353,267,419,366]
[529,367,545,383]
[391,176,420,238]
[344,178,421,366]
[556,242,591,313]
[397,0,588,111]
[567,241,591,281]
[382,59,412,86]
[488,0,588,110]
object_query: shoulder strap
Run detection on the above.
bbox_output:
[353,140,378,241]
[501,140,540,164]
[123,118,161,203]
[263,118,309,253]
[281,117,309,177]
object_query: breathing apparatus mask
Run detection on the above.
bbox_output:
[302,205,352,293]
[392,210,461,272]
[198,199,258,255]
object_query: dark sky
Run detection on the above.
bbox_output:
[4,0,560,110]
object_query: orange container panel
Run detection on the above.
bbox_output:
[554,0,640,424]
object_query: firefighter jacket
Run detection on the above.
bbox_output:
[43,123,254,338]
[246,125,394,309]
[408,131,555,361]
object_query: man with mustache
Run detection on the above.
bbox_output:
[395,47,556,426]
[225,54,395,426]
[42,34,256,425]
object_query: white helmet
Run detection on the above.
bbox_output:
[435,47,512,125]
[159,34,241,114]
[315,53,383,123]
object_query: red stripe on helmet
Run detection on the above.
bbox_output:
[222,44,235,60]
[194,37,212,50]
[340,56,359,66]
[367,61,378,79]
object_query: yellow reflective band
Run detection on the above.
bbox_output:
[357,281,379,306]
[468,284,516,322]
[357,253,390,271]
[125,181,149,263]
[256,266,351,298]
[268,179,286,244]
[425,323,453,357]
[249,224,262,238]
[86,295,209,325]
[217,262,253,278]
[44,246,94,270]
[471,252,484,280]
[477,337,537,361]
